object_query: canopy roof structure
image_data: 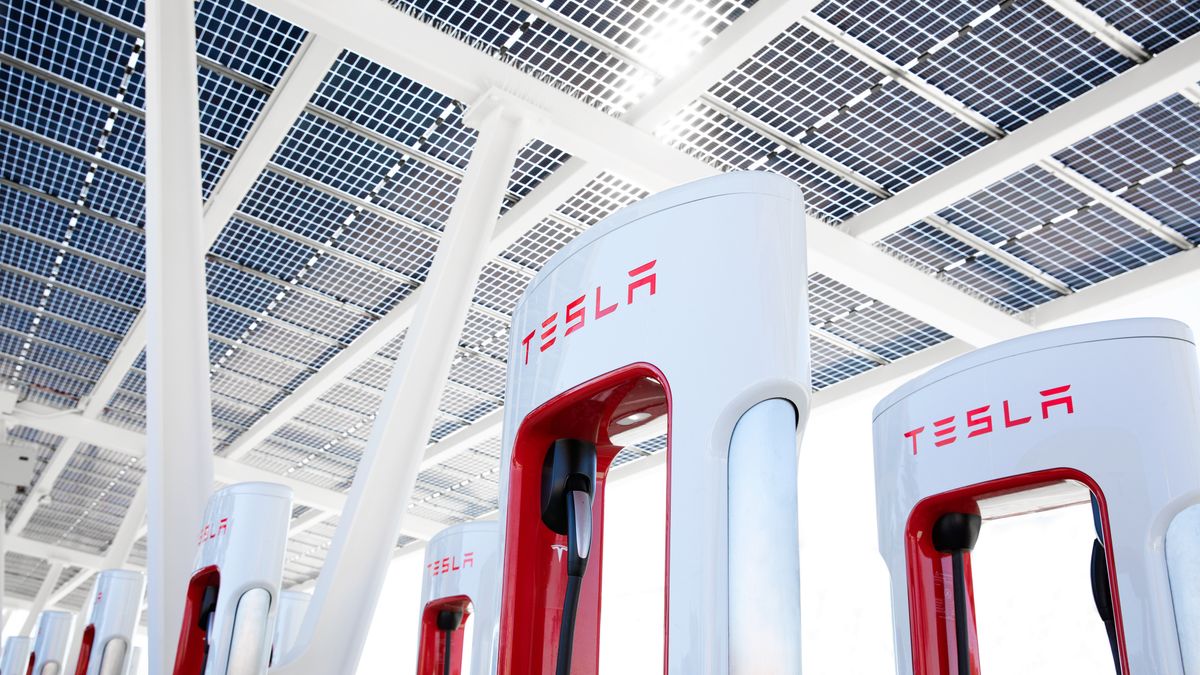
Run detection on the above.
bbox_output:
[2,0,1199,622]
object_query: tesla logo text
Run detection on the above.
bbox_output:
[903,385,1074,456]
[95,591,103,603]
[427,552,474,577]
[520,260,657,366]
[197,517,229,546]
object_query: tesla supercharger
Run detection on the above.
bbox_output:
[172,482,293,675]
[74,569,144,675]
[1,636,32,675]
[873,317,1200,675]
[269,591,309,666]
[495,171,810,674]
[30,610,73,675]
[416,521,500,675]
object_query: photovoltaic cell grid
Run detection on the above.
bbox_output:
[3,425,62,527]
[657,100,881,222]
[23,443,144,555]
[912,0,1131,132]
[1081,0,1200,53]
[814,0,995,67]
[808,274,951,365]
[4,552,53,600]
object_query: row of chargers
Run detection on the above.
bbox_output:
[156,173,1200,675]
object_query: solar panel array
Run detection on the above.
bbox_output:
[2,0,1199,611]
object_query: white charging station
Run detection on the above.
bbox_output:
[415,521,500,675]
[29,610,73,675]
[1,635,33,675]
[873,318,1200,675]
[172,482,292,675]
[74,569,144,675]
[495,171,811,674]
[270,591,309,666]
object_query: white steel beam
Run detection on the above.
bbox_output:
[1040,0,1151,63]
[144,0,215,669]
[273,94,532,675]
[18,561,62,636]
[840,31,1200,242]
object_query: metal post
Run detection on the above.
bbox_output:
[143,0,216,672]
[1,500,6,626]
[20,562,63,636]
[271,92,530,675]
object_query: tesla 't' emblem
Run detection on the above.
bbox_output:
[551,544,568,562]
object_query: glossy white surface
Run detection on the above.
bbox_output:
[499,171,811,673]
[82,570,144,675]
[874,318,1200,675]
[1,635,33,675]
[191,482,292,675]
[419,521,501,675]
[31,610,73,674]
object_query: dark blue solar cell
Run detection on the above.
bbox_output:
[0,304,36,334]
[208,303,256,340]
[390,0,524,49]
[72,216,145,271]
[195,0,307,88]
[312,51,457,151]
[1,65,108,157]
[200,143,233,200]
[45,286,137,334]
[24,340,106,380]
[206,261,278,314]
[35,315,119,358]
[912,0,1131,132]
[1122,163,1200,245]
[1081,0,1200,53]
[197,67,268,148]
[1005,205,1178,290]
[508,21,649,111]
[945,254,1059,311]
[806,81,991,193]
[1055,94,1200,192]
[1,185,71,241]
[418,104,475,171]
[938,165,1091,241]
[73,0,143,29]
[509,140,569,200]
[765,151,881,223]
[56,255,143,307]
[87,164,146,227]
[0,269,44,307]
[1,234,57,278]
[372,160,460,231]
[3,0,138,100]
[239,170,357,243]
[814,0,995,66]
[123,62,146,111]
[103,112,145,174]
[2,130,90,198]
[272,112,404,198]
[211,218,316,282]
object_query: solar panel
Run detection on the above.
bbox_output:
[912,0,1131,132]
[1123,162,1200,244]
[709,21,879,140]
[1055,94,1200,192]
[194,0,307,89]
[3,0,138,100]
[814,0,995,68]
[804,80,991,193]
[1081,0,1200,53]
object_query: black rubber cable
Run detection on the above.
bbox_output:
[950,549,970,675]
[443,627,454,675]
[556,490,584,675]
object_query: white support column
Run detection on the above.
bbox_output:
[272,92,530,675]
[1,501,5,626]
[19,562,63,636]
[143,0,216,672]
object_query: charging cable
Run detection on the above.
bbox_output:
[933,512,982,675]
[436,610,463,675]
[541,439,597,675]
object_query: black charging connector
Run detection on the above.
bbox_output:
[1089,495,1120,674]
[436,609,464,675]
[933,512,982,675]
[541,438,597,675]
